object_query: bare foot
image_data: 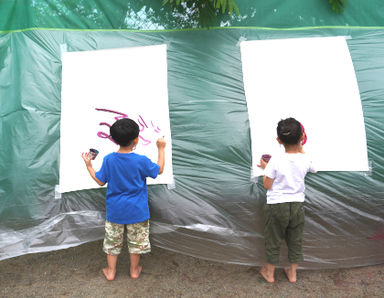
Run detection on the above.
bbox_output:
[102,267,116,281]
[130,265,142,279]
[284,267,297,283]
[259,266,274,283]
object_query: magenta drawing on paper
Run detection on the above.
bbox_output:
[95,108,161,146]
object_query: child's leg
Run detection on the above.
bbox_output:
[126,220,151,279]
[260,263,276,283]
[103,254,118,281]
[285,202,305,283]
[284,263,298,283]
[102,220,124,281]
[261,204,289,282]
[129,253,142,279]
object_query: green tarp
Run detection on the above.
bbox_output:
[0,0,383,268]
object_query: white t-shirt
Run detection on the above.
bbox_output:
[264,152,316,204]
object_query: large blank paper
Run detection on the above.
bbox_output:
[240,36,369,177]
[60,44,173,193]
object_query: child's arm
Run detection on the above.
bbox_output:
[156,138,166,174]
[263,176,274,190]
[259,156,274,189]
[81,153,106,186]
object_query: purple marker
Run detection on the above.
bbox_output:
[262,154,272,163]
[88,148,99,160]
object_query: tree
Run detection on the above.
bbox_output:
[163,0,349,28]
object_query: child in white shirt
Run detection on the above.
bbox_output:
[259,117,316,283]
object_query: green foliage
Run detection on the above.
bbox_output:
[163,0,349,28]
[29,0,350,31]
[329,0,348,13]
[162,0,240,28]
[163,0,239,15]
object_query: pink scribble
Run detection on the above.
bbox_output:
[138,115,148,128]
[95,108,128,121]
[139,135,152,146]
[99,122,111,128]
[151,121,161,133]
[138,115,148,132]
[96,121,116,144]
[95,108,127,144]
[95,108,162,146]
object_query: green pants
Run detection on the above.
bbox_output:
[264,202,305,265]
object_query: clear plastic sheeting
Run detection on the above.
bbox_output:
[1,1,384,268]
[0,211,105,260]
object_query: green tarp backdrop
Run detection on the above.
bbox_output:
[0,0,383,268]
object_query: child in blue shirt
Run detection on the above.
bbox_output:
[82,118,166,281]
[259,117,316,283]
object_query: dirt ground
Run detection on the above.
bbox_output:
[0,240,383,298]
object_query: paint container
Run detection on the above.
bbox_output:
[88,148,99,160]
[262,154,272,163]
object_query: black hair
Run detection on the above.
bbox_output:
[277,117,302,145]
[110,118,139,146]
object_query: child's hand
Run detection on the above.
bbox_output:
[156,138,166,174]
[81,152,92,167]
[156,138,166,149]
[258,158,268,169]
[258,154,271,169]
[81,152,105,186]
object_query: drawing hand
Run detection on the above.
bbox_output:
[156,138,166,149]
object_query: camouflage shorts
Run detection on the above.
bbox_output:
[103,220,151,255]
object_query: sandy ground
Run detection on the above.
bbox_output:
[0,240,383,298]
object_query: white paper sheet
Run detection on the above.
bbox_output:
[240,36,369,177]
[59,44,173,193]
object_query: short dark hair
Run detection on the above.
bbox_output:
[110,118,139,146]
[277,117,302,145]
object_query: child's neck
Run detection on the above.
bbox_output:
[284,144,301,154]
[117,145,134,153]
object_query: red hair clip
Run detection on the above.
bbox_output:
[301,123,307,145]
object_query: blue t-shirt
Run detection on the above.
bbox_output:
[95,152,160,224]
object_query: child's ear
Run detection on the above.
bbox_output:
[133,137,139,145]
[276,137,283,144]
